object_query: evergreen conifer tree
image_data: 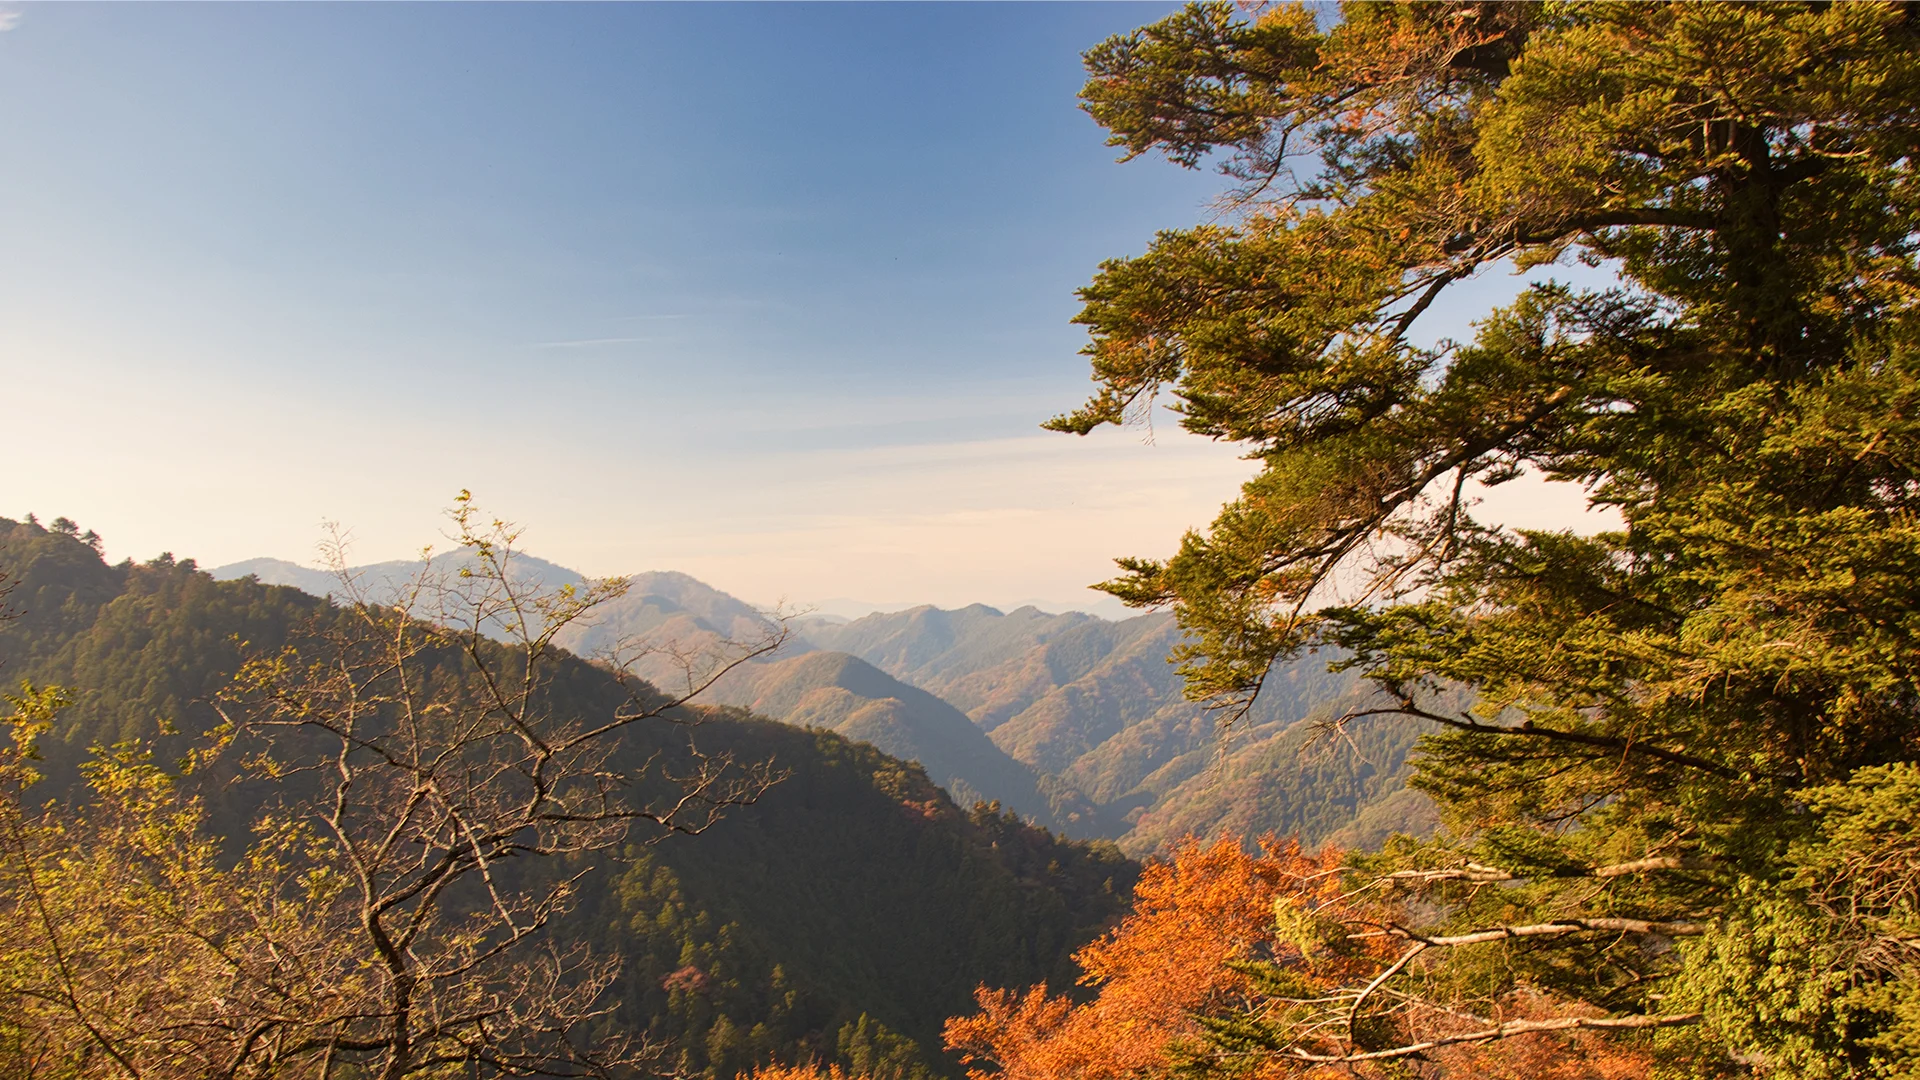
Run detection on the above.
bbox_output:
[1055,2,1920,1071]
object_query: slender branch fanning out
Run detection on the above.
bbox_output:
[0,498,792,1078]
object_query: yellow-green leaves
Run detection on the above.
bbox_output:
[0,682,68,789]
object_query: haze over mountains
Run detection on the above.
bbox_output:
[213,554,1432,854]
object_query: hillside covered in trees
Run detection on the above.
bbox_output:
[0,515,1134,1078]
[217,556,1424,853]
[799,604,1427,852]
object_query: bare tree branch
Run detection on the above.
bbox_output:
[1285,1011,1703,1064]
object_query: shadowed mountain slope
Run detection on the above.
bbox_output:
[207,557,1104,833]
[19,519,1135,1079]
[213,557,1425,853]
[799,605,1417,852]
[701,650,1115,836]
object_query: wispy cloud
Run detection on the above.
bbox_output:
[0,11,23,32]
[531,336,656,349]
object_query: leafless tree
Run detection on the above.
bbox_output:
[0,495,789,1079]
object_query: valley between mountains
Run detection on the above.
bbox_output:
[212,554,1436,855]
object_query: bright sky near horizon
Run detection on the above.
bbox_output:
[2,2,1605,617]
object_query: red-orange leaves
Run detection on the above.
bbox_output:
[944,837,1353,1080]
[946,834,1657,1080]
[944,987,1078,1080]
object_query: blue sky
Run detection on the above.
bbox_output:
[2,2,1597,615]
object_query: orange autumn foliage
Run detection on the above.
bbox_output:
[944,837,1360,1080]
[944,835,1655,1080]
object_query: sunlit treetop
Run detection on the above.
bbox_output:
[1054,0,1920,702]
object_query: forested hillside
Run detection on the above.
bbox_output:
[697,650,1114,836]
[11,2,1917,1077]
[799,605,1422,851]
[214,557,1107,835]
[214,558,1423,853]
[5,516,1133,1078]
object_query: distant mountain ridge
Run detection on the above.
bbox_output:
[798,605,1430,851]
[212,556,1430,852]
[700,651,1116,836]
[210,556,1090,835]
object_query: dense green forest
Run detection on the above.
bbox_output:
[0,515,1133,1078]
